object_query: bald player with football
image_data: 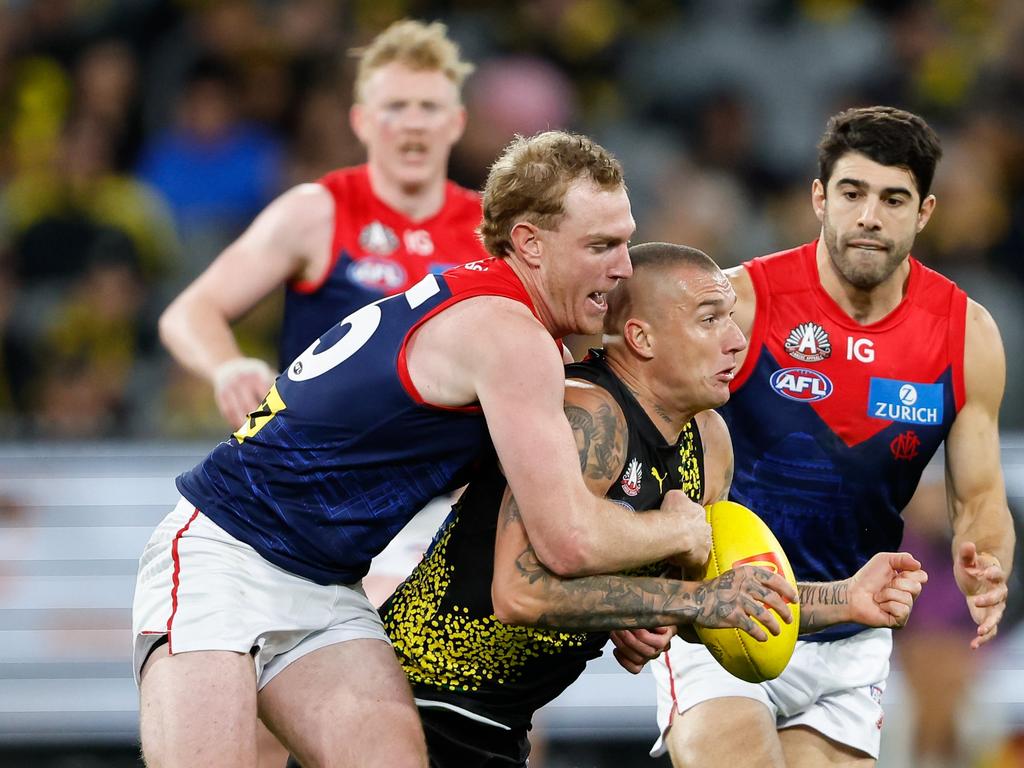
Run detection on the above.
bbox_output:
[380,242,927,768]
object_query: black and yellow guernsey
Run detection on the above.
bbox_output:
[380,350,705,731]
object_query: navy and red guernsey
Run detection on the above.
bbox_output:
[278,165,488,368]
[177,258,541,586]
[720,241,967,640]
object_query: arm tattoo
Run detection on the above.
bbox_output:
[501,495,522,529]
[798,581,849,632]
[565,402,623,481]
[515,553,770,633]
[565,404,594,473]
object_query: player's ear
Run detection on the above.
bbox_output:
[449,105,467,144]
[624,318,654,360]
[916,194,936,232]
[350,103,367,143]
[811,179,826,223]
[509,221,542,265]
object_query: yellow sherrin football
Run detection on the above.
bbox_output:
[694,500,800,683]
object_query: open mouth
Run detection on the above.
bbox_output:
[587,291,607,311]
[716,366,736,383]
[399,142,429,161]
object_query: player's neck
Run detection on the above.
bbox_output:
[367,164,447,221]
[605,354,693,443]
[815,239,910,325]
[504,258,573,338]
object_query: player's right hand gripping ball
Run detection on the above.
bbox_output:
[695,501,800,683]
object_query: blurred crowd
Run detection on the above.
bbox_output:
[2,0,1024,441]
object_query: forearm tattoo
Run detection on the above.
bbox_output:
[516,545,771,634]
[798,581,849,631]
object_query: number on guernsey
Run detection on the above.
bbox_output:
[287,274,442,382]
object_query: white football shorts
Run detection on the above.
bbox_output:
[132,496,390,689]
[651,627,892,759]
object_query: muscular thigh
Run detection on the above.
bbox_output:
[780,725,875,767]
[667,697,784,768]
[258,638,426,768]
[140,645,259,768]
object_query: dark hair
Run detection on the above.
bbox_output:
[817,106,942,201]
[627,241,718,274]
[604,242,719,333]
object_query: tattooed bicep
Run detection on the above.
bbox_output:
[564,391,625,484]
[565,404,595,473]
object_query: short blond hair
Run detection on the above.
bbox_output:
[480,131,625,258]
[352,19,474,103]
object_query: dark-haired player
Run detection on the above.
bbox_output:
[647,106,1015,767]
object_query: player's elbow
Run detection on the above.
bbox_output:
[491,581,542,626]
[531,526,596,578]
[157,300,184,351]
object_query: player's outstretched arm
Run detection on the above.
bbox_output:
[945,299,1015,648]
[798,552,928,635]
[158,183,334,426]
[472,321,710,575]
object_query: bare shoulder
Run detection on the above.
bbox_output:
[724,264,755,337]
[435,294,556,354]
[963,298,1006,403]
[694,409,734,502]
[965,298,1002,345]
[695,408,728,441]
[410,294,565,406]
[724,264,753,298]
[258,183,335,268]
[265,183,334,232]
[694,409,731,462]
[564,378,627,488]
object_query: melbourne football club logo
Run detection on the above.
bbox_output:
[621,458,643,497]
[358,221,399,255]
[890,430,920,461]
[770,367,833,402]
[784,322,832,362]
[869,378,943,425]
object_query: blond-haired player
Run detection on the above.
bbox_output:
[159,19,487,428]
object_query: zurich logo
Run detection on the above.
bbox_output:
[869,378,943,425]
[770,367,833,402]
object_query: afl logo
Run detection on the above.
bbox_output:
[348,257,407,292]
[770,367,833,402]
